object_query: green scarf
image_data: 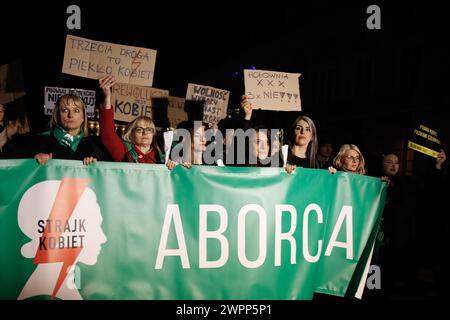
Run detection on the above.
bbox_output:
[124,141,139,162]
[51,126,84,152]
[123,141,165,163]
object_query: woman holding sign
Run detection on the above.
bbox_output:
[34,94,110,165]
[98,76,167,165]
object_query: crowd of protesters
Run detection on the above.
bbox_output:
[0,75,447,301]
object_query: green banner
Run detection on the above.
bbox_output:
[0,159,386,300]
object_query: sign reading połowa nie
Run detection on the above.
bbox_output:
[0,160,386,300]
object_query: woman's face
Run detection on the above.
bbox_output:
[132,120,154,147]
[383,154,399,176]
[294,119,312,147]
[59,101,84,133]
[252,131,270,160]
[193,125,206,152]
[319,143,333,158]
[341,149,361,172]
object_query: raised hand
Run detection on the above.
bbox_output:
[98,76,117,109]
[240,95,253,120]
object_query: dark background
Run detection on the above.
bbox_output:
[1,0,449,171]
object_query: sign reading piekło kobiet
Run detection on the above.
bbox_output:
[0,160,386,300]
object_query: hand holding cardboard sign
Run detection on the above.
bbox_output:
[240,95,253,120]
[99,76,117,109]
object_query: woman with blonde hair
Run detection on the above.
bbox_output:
[328,144,366,175]
[285,115,319,173]
[35,94,109,165]
[98,76,164,164]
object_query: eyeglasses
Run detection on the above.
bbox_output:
[134,127,155,134]
[344,156,361,162]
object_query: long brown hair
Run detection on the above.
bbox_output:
[289,115,318,168]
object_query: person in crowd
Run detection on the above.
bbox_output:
[223,95,284,168]
[285,115,319,173]
[171,120,209,167]
[328,144,366,174]
[317,139,334,169]
[98,76,166,164]
[409,148,447,299]
[34,94,110,165]
[215,95,253,166]
[0,108,32,158]
[371,151,413,299]
[241,125,283,167]
[369,149,446,300]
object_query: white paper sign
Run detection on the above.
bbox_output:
[44,86,96,118]
[244,69,301,111]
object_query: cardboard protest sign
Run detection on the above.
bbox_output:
[407,123,441,158]
[0,59,26,105]
[167,96,187,129]
[244,69,301,111]
[62,35,157,86]
[185,84,229,124]
[111,83,168,123]
[44,86,96,118]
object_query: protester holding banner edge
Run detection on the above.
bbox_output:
[34,94,110,165]
[99,76,181,169]
[98,75,172,166]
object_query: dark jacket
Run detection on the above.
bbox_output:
[35,132,112,161]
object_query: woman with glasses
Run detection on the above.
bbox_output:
[328,144,366,174]
[98,76,164,164]
[238,125,283,168]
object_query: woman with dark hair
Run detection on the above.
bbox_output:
[242,125,283,167]
[317,139,334,169]
[285,115,319,173]
[0,108,32,159]
[169,119,209,167]
[34,94,109,165]
[328,144,367,175]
